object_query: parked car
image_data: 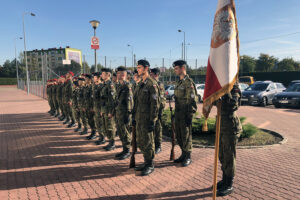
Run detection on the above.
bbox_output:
[165,85,175,100]
[239,76,255,85]
[288,80,300,88]
[239,83,249,92]
[273,83,300,108]
[195,84,205,102]
[241,81,286,106]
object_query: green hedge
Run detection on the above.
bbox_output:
[162,110,253,139]
[0,78,17,85]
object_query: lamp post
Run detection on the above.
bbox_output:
[178,29,186,61]
[14,37,23,89]
[89,20,100,72]
[127,44,134,67]
[186,43,191,62]
[23,12,35,95]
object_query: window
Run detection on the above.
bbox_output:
[38,58,42,62]
[276,83,284,89]
[57,57,62,61]
[269,83,276,90]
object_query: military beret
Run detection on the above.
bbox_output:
[116,66,127,72]
[137,59,150,68]
[172,60,187,68]
[150,67,160,75]
[78,77,85,81]
[101,68,112,73]
[60,75,65,78]
[134,69,138,74]
[68,71,74,76]
[93,72,101,77]
[85,74,92,79]
[113,72,117,77]
[53,79,57,81]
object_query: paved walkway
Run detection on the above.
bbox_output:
[0,86,299,200]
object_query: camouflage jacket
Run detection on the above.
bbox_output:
[57,83,64,101]
[83,84,94,109]
[72,87,80,110]
[100,80,116,114]
[62,79,73,103]
[133,77,159,123]
[78,85,86,109]
[174,75,197,118]
[115,81,133,116]
[93,83,104,111]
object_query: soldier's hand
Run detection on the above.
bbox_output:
[69,101,72,106]
[148,121,155,132]
[108,113,113,118]
[185,116,193,126]
[100,112,103,116]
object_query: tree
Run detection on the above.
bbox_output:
[53,60,81,76]
[240,55,256,73]
[256,53,278,72]
[82,61,90,74]
[0,59,25,77]
[276,58,298,71]
[90,63,104,73]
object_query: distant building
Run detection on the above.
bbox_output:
[26,46,82,68]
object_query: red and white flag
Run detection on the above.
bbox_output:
[202,0,240,118]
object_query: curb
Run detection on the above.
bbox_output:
[163,128,287,149]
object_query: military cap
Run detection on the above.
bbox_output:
[93,72,101,77]
[78,77,85,81]
[137,59,150,68]
[173,60,187,68]
[73,80,79,86]
[116,66,127,72]
[68,71,74,76]
[134,69,138,74]
[60,75,66,78]
[53,78,57,81]
[150,67,160,75]
[101,68,112,73]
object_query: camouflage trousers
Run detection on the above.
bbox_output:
[53,97,59,114]
[154,118,162,148]
[219,115,241,178]
[58,99,65,116]
[72,107,81,125]
[80,109,88,128]
[85,109,96,130]
[48,96,55,111]
[116,113,131,149]
[64,102,74,121]
[174,115,192,153]
[94,109,104,137]
[101,113,116,141]
[136,120,155,161]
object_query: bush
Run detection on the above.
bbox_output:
[162,110,256,139]
[0,78,17,85]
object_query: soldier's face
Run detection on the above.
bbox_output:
[137,65,147,76]
[117,71,126,81]
[93,76,98,82]
[174,66,184,76]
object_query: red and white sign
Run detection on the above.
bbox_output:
[91,36,99,50]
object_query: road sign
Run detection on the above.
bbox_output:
[91,36,99,49]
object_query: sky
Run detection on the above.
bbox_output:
[1,0,300,68]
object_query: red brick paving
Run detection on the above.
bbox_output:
[0,86,299,200]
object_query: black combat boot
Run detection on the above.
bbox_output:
[115,149,125,158]
[59,115,65,121]
[116,148,130,160]
[55,111,60,117]
[155,143,162,154]
[67,120,76,128]
[74,123,82,132]
[135,158,146,171]
[86,130,97,140]
[217,176,234,197]
[80,127,88,135]
[182,151,192,167]
[211,172,226,189]
[174,151,185,163]
[95,135,106,145]
[63,117,70,124]
[141,160,154,176]
[103,140,115,151]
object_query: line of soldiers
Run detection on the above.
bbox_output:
[46,60,242,197]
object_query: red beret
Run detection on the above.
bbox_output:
[68,71,74,76]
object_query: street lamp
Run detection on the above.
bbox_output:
[89,20,100,72]
[14,37,23,89]
[23,12,36,95]
[186,43,191,62]
[127,44,134,67]
[178,29,186,61]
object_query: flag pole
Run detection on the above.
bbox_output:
[212,100,222,199]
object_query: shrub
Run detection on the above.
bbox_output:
[0,78,17,85]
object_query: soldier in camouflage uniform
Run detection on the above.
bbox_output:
[100,68,117,151]
[132,69,141,93]
[132,60,159,176]
[57,76,66,121]
[114,66,133,160]
[93,72,107,145]
[51,79,60,117]
[46,80,55,115]
[217,82,242,197]
[71,78,82,132]
[173,60,197,167]
[63,71,76,127]
[78,77,88,135]
[150,68,166,154]
[83,74,97,140]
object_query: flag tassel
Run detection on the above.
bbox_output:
[202,119,208,132]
